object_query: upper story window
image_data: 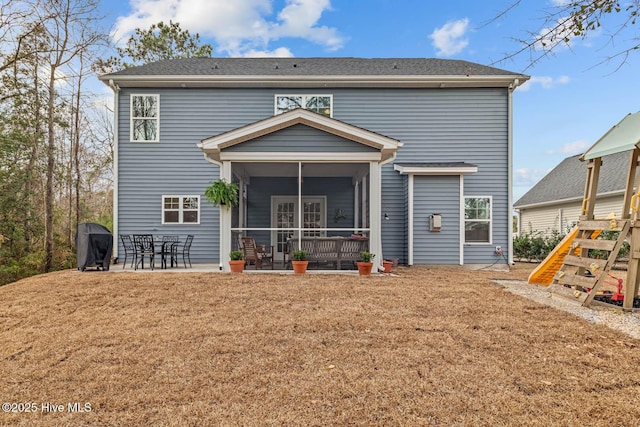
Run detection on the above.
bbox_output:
[464,196,492,244]
[275,95,332,117]
[131,94,159,142]
[162,195,199,224]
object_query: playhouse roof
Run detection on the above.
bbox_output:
[581,112,640,160]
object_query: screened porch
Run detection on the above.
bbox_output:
[229,161,371,269]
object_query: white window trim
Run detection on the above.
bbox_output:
[162,195,200,225]
[274,94,333,117]
[464,195,492,245]
[130,94,160,142]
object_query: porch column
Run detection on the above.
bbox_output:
[353,179,359,233]
[369,161,383,271]
[220,161,232,271]
[361,176,367,230]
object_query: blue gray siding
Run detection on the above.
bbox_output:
[413,176,461,264]
[116,87,509,264]
[226,124,377,152]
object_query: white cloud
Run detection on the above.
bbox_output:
[550,0,571,6]
[545,140,590,155]
[241,47,294,57]
[534,17,574,52]
[429,18,470,57]
[517,75,570,91]
[112,0,344,57]
[514,167,550,187]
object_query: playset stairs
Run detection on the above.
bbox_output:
[551,218,630,306]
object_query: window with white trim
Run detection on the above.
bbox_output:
[275,94,332,117]
[131,94,159,142]
[162,195,199,224]
[464,196,492,243]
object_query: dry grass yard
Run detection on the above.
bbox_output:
[1,264,640,426]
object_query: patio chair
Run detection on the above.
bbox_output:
[172,234,194,268]
[133,234,155,270]
[161,235,179,268]
[240,236,273,269]
[120,234,136,269]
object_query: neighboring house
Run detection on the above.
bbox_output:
[514,151,632,237]
[100,57,528,270]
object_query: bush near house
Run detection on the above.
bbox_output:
[513,229,630,262]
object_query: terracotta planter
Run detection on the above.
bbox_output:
[357,261,373,276]
[292,260,309,275]
[382,260,393,273]
[229,260,245,273]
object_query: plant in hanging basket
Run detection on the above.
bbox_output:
[204,179,239,208]
[291,250,308,274]
[229,250,245,273]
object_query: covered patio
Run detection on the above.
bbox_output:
[197,109,402,271]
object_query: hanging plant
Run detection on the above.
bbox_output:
[204,178,239,208]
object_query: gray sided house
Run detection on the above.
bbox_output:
[515,151,632,237]
[100,57,528,271]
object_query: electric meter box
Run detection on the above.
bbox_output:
[430,214,442,232]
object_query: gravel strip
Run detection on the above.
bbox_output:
[495,279,640,340]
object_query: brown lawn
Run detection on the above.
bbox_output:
[1,264,639,426]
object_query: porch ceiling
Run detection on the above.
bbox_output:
[234,162,369,178]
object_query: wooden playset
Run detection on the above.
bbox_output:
[528,113,640,311]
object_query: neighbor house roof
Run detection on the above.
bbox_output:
[514,151,632,209]
[99,57,528,89]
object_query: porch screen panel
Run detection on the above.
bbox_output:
[277,202,295,253]
[303,201,322,237]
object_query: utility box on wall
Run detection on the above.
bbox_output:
[430,214,442,232]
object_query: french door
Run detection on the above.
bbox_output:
[271,196,326,257]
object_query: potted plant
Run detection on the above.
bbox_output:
[357,251,375,276]
[204,178,239,208]
[382,260,393,273]
[291,250,308,275]
[229,250,245,273]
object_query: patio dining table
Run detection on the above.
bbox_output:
[132,234,181,270]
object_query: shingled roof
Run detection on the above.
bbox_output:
[514,151,632,208]
[103,57,522,77]
[99,57,528,88]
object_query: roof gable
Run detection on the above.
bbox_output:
[198,109,402,163]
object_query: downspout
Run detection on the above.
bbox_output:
[376,151,397,269]
[369,151,396,271]
[558,208,563,234]
[109,79,120,260]
[507,78,519,265]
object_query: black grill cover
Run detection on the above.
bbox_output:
[76,223,113,271]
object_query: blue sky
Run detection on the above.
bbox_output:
[98,0,640,201]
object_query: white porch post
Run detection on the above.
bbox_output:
[369,161,383,271]
[220,161,232,271]
[353,179,359,233]
[408,174,414,266]
[361,176,367,231]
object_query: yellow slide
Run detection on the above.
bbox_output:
[527,226,600,286]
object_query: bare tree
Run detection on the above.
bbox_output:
[492,1,640,71]
[34,0,105,271]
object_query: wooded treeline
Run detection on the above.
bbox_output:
[0,0,112,284]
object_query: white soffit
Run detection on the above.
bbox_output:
[394,164,478,175]
[581,112,640,161]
